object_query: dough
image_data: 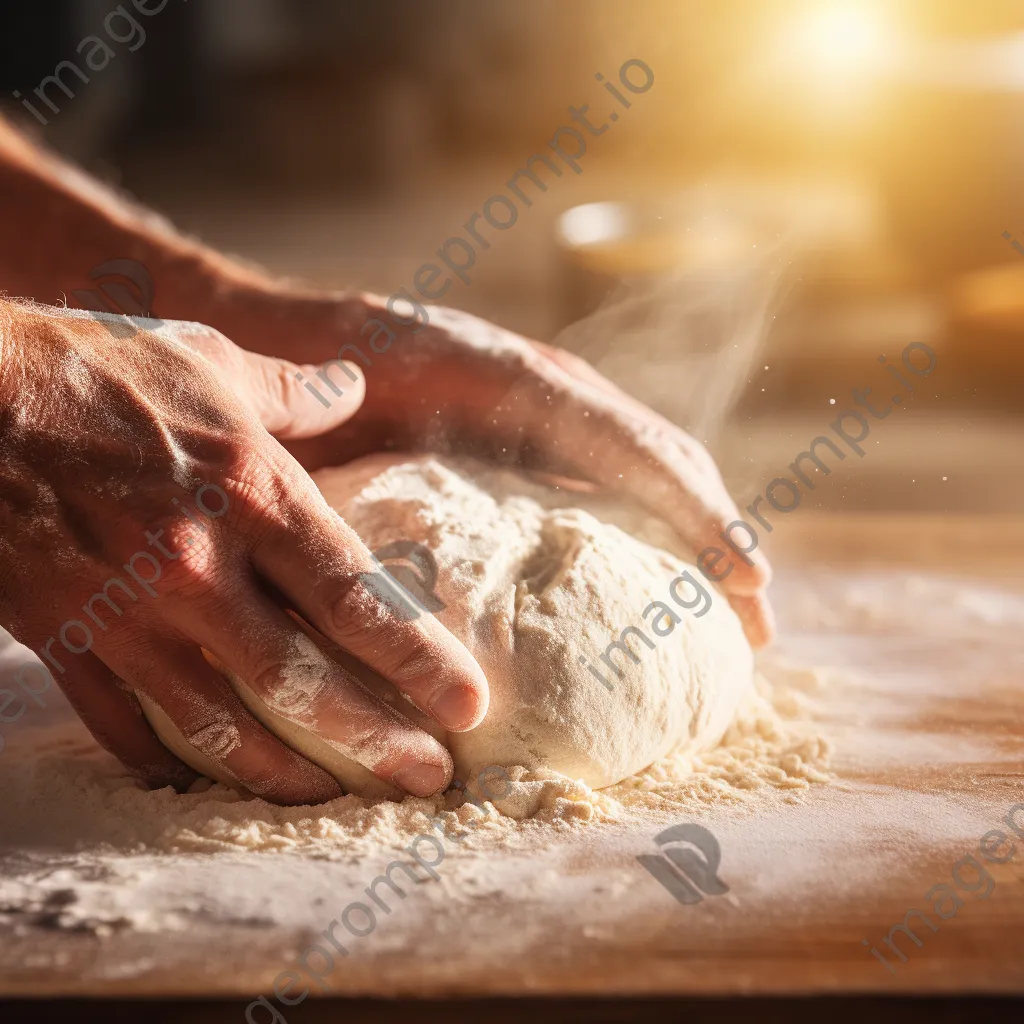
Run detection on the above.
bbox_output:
[320,455,753,789]
[143,455,754,795]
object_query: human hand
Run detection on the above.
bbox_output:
[0,302,488,803]
[269,295,774,647]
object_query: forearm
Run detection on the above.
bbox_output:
[0,116,341,353]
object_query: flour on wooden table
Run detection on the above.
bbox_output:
[1,554,1020,997]
[0,457,833,942]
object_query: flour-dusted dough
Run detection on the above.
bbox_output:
[316,455,754,790]
[142,454,754,795]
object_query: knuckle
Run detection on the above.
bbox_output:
[247,651,330,720]
[167,693,243,761]
[126,663,242,760]
[253,356,293,413]
[169,319,233,355]
[384,634,443,688]
[155,534,222,597]
[230,461,318,529]
[159,517,209,560]
[344,716,401,767]
[185,719,242,761]
[324,573,389,642]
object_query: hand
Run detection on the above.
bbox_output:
[0,302,488,803]
[266,295,774,647]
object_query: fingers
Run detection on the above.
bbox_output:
[247,483,490,735]
[530,342,776,626]
[51,653,198,791]
[162,577,456,798]
[303,304,773,644]
[530,341,652,417]
[486,356,774,639]
[166,320,366,439]
[507,397,774,644]
[94,634,345,805]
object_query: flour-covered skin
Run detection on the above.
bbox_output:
[279,299,775,649]
[0,301,489,802]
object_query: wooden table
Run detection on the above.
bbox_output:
[1,515,1022,1015]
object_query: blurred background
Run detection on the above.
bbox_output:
[2,0,1023,515]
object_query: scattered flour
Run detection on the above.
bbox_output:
[0,655,827,864]
[2,561,1020,998]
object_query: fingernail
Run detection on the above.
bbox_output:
[392,763,447,797]
[429,685,479,731]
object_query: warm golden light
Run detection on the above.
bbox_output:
[797,5,894,75]
[778,1,902,93]
[769,2,903,119]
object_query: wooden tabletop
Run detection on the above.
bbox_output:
[1,514,1022,1004]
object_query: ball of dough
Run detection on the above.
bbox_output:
[141,455,754,796]
[316,454,754,791]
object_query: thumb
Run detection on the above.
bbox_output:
[168,320,366,438]
[237,349,366,439]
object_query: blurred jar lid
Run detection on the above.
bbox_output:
[556,180,880,276]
